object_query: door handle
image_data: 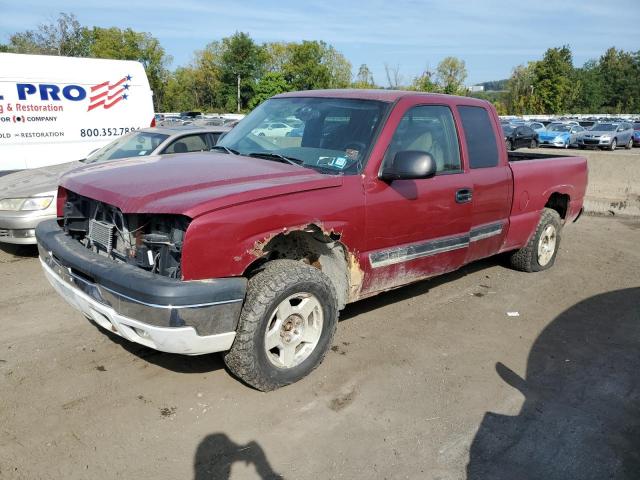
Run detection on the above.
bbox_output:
[456,188,473,203]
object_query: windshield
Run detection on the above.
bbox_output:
[85,132,169,163]
[547,124,571,132]
[592,123,616,132]
[502,125,514,135]
[217,97,389,174]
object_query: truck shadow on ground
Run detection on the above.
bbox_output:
[91,323,226,374]
[194,433,283,479]
[0,243,38,258]
[98,256,506,374]
[467,287,640,480]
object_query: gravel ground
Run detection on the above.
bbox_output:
[0,215,639,480]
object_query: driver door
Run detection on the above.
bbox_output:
[362,102,472,296]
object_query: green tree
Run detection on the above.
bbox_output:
[0,44,9,52]
[162,67,198,111]
[323,45,351,88]
[8,12,92,56]
[436,56,467,95]
[505,63,537,114]
[89,27,171,111]
[598,47,638,113]
[263,42,291,72]
[530,46,577,114]
[282,41,332,91]
[409,69,439,92]
[352,64,376,89]
[249,72,290,108]
[572,60,604,113]
[218,32,264,111]
[191,41,224,111]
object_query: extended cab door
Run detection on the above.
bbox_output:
[362,100,472,295]
[457,105,512,264]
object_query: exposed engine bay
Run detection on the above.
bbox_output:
[61,190,189,279]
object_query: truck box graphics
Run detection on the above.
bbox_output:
[0,53,154,171]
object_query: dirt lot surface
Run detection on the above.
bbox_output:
[1,215,639,480]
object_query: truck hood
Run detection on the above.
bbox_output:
[60,152,344,218]
[0,161,82,199]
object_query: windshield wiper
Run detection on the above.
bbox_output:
[211,145,239,155]
[247,152,304,167]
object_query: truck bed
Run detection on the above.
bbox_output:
[508,151,572,162]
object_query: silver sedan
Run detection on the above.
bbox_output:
[0,125,231,244]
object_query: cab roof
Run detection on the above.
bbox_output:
[274,89,488,106]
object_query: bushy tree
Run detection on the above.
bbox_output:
[323,45,351,88]
[352,64,376,89]
[436,57,467,95]
[8,12,91,57]
[263,42,291,72]
[162,67,198,111]
[191,41,224,111]
[282,41,333,91]
[249,72,290,108]
[530,46,578,114]
[218,32,265,111]
[410,69,439,92]
[89,27,171,110]
[597,48,638,113]
[505,64,538,114]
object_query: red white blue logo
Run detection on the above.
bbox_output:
[88,74,131,111]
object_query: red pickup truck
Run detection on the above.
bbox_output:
[36,90,588,390]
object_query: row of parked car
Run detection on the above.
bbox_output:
[500,117,640,151]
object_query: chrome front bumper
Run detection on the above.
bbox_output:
[36,220,247,355]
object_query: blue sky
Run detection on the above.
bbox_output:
[1,0,638,85]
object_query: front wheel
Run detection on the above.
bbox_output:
[530,139,538,149]
[609,139,617,151]
[224,260,338,391]
[506,140,513,151]
[509,208,562,272]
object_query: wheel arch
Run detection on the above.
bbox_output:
[544,192,570,220]
[242,223,363,310]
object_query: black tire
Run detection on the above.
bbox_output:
[506,140,513,151]
[578,145,586,150]
[609,138,617,151]
[530,139,538,149]
[224,260,338,391]
[625,138,633,150]
[509,208,562,273]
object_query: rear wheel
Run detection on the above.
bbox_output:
[609,139,617,151]
[506,140,513,151]
[625,138,633,150]
[510,208,562,272]
[530,139,538,149]
[224,260,338,391]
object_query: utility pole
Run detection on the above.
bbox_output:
[237,74,241,113]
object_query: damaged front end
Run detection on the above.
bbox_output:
[61,190,188,279]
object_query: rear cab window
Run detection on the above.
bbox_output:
[458,106,500,169]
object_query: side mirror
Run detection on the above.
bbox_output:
[380,151,437,182]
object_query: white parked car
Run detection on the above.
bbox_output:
[251,122,294,137]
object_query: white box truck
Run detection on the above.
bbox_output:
[0,53,155,173]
